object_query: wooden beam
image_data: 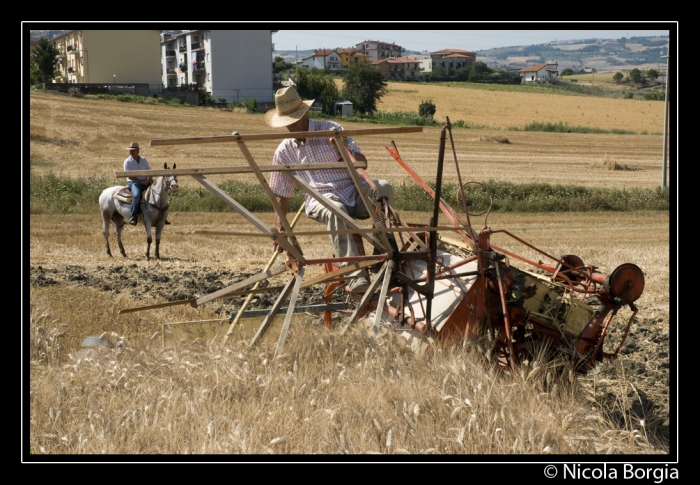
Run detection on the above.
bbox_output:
[194,225,468,238]
[274,267,305,359]
[118,298,196,314]
[339,262,388,336]
[249,277,296,347]
[334,135,393,259]
[192,175,306,264]
[150,127,424,146]
[289,173,383,250]
[113,161,367,178]
[371,259,395,346]
[236,140,301,251]
[194,264,288,307]
[223,203,306,346]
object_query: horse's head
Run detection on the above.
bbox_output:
[164,163,179,194]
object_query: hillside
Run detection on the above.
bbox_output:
[274,36,670,72]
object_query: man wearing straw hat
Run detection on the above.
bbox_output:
[123,142,172,226]
[123,142,152,226]
[265,86,394,295]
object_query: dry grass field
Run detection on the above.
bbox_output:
[374,82,665,133]
[28,211,671,456]
[27,88,672,458]
[29,90,669,190]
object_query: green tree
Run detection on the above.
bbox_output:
[430,65,446,81]
[341,64,387,115]
[33,37,60,84]
[560,68,574,76]
[29,56,43,86]
[453,66,470,81]
[468,61,491,81]
[613,72,624,84]
[295,71,338,115]
[273,56,292,74]
[646,69,659,80]
[629,68,642,84]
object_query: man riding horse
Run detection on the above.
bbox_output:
[123,142,170,226]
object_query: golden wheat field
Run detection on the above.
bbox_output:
[27,88,672,458]
[29,89,669,190]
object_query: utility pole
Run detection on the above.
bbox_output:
[661,54,669,188]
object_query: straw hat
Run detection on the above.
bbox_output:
[264,87,315,128]
[128,142,140,150]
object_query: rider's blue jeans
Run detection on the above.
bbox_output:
[128,181,146,219]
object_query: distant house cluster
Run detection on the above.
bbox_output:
[295,42,479,82]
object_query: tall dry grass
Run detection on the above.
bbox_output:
[28,304,666,455]
[28,211,671,456]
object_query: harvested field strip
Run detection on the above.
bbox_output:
[30,92,671,190]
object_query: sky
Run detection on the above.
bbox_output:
[271,28,671,53]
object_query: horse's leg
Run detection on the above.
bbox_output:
[145,218,153,261]
[113,214,127,257]
[102,212,113,258]
[155,221,165,259]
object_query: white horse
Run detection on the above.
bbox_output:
[99,163,179,260]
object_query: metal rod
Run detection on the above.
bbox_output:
[426,120,450,331]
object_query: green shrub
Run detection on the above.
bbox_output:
[241,98,257,113]
[642,90,665,101]
[418,100,437,119]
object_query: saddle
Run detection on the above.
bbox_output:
[114,187,133,203]
[113,185,151,204]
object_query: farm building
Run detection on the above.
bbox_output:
[519,62,559,83]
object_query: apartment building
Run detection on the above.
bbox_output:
[161,30,275,103]
[354,40,404,63]
[430,48,477,75]
[336,48,370,69]
[371,57,422,81]
[51,30,161,87]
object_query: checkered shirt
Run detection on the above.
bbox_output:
[269,119,362,215]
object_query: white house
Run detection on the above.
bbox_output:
[299,49,341,71]
[519,62,559,84]
[161,30,275,103]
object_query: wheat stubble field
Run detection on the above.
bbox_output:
[28,89,671,457]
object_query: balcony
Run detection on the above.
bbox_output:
[166,49,176,57]
[167,69,177,76]
[67,45,73,52]
[193,61,205,71]
[179,45,187,53]
[191,42,203,50]
[68,67,74,73]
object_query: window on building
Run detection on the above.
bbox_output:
[207,73,210,81]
